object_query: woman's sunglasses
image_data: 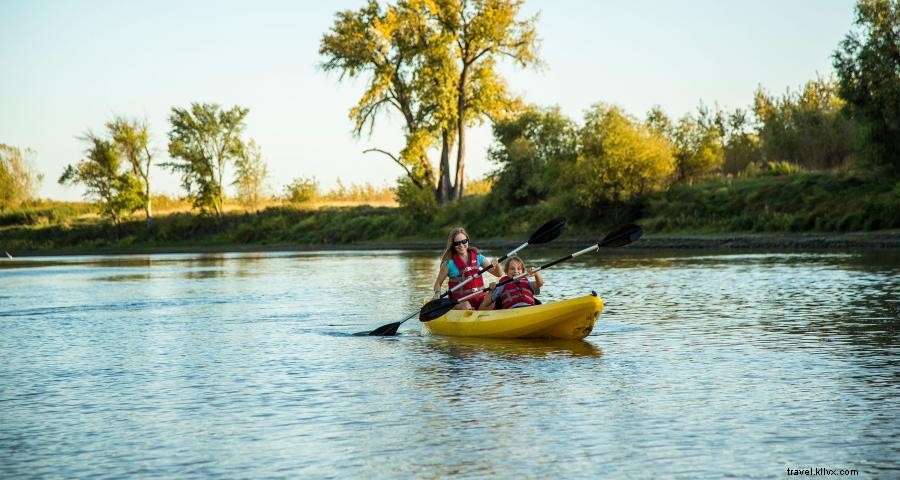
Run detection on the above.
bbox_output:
[452,238,469,247]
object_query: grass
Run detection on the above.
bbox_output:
[2,172,898,253]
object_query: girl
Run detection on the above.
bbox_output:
[480,256,543,310]
[432,227,501,310]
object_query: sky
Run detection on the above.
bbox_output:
[1,0,856,201]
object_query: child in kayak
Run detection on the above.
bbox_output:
[432,227,501,310]
[480,255,543,310]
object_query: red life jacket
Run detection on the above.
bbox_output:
[448,247,485,302]
[497,275,535,309]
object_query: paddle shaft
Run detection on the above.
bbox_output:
[453,244,600,304]
[441,243,526,297]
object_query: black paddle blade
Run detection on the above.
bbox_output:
[364,321,402,336]
[599,224,643,248]
[419,297,456,322]
[528,217,567,245]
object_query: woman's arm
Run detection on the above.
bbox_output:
[433,262,449,298]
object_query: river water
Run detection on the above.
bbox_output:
[1,249,897,479]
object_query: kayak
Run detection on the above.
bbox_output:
[422,293,603,340]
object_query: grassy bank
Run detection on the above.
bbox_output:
[643,173,900,233]
[1,173,898,255]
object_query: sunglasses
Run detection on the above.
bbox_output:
[452,238,469,247]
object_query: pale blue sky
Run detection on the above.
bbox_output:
[1,0,855,201]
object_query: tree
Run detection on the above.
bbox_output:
[572,104,674,208]
[0,144,42,211]
[646,105,725,181]
[428,0,540,200]
[320,0,540,205]
[165,103,249,216]
[488,105,577,206]
[320,0,445,200]
[721,108,762,175]
[753,78,857,170]
[833,0,900,172]
[59,134,142,225]
[107,117,154,224]
[233,139,269,211]
[671,106,725,182]
[283,176,320,204]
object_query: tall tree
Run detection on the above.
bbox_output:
[320,0,447,198]
[59,134,142,226]
[429,0,540,200]
[833,0,900,172]
[320,0,539,205]
[107,117,154,224]
[233,139,269,211]
[0,144,42,211]
[165,103,249,216]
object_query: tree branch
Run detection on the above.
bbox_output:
[363,148,423,189]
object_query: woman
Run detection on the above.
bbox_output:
[432,227,502,310]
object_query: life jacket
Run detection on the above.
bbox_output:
[497,275,535,309]
[448,247,485,302]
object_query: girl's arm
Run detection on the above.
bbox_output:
[488,257,502,277]
[530,267,544,290]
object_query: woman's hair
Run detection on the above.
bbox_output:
[505,256,526,272]
[441,227,470,262]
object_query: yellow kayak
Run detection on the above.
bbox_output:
[422,293,603,339]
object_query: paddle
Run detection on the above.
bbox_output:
[358,217,567,336]
[418,223,644,322]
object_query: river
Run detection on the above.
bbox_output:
[1,249,897,478]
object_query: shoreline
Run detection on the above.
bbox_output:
[4,231,899,258]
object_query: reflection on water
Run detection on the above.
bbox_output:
[0,249,897,478]
[417,336,603,359]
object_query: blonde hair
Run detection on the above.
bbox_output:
[504,255,526,272]
[441,227,471,262]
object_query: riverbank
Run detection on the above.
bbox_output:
[4,230,898,258]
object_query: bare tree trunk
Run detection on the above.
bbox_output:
[452,65,469,201]
[437,130,452,205]
[143,149,153,226]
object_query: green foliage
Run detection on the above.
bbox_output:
[107,117,154,221]
[394,176,437,222]
[833,0,900,172]
[671,107,725,181]
[165,103,250,216]
[740,161,806,177]
[320,0,540,204]
[233,139,270,210]
[488,106,578,206]
[753,77,857,170]
[0,201,91,227]
[0,144,42,211]
[59,134,143,225]
[643,173,899,232]
[283,177,320,204]
[572,104,675,208]
[721,108,762,174]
